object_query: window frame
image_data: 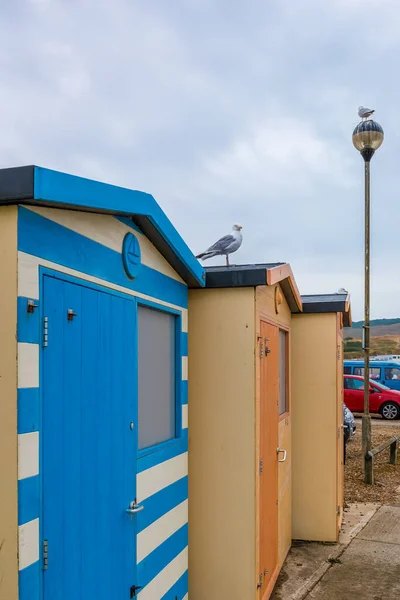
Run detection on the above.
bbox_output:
[136,298,183,459]
[384,367,400,380]
[278,327,290,419]
[353,366,381,380]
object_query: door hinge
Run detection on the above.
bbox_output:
[43,539,48,570]
[337,505,341,516]
[260,339,264,358]
[43,316,49,348]
[257,572,263,589]
[130,585,142,598]
[338,426,341,440]
[259,458,263,475]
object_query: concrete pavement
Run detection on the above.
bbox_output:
[271,504,400,600]
[307,504,400,599]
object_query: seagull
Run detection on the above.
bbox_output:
[196,224,243,266]
[337,287,348,294]
[358,106,375,120]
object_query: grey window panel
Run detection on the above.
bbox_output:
[279,330,288,415]
[138,305,176,450]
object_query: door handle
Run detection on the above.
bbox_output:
[126,501,144,515]
[277,448,287,462]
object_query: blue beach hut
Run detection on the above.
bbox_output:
[0,166,204,600]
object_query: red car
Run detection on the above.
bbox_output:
[344,375,400,420]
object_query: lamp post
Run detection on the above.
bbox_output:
[352,117,384,484]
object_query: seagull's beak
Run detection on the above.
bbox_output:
[238,225,243,230]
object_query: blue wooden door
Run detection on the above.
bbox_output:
[42,274,137,600]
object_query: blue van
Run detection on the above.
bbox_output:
[343,360,400,391]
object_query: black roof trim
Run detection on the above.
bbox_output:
[301,293,351,326]
[204,263,284,288]
[302,300,347,313]
[0,166,34,201]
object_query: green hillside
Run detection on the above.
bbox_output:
[349,318,400,329]
[344,318,400,358]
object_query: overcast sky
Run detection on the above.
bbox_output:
[2,0,400,320]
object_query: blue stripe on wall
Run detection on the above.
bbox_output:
[17,296,41,343]
[137,524,188,590]
[18,388,40,434]
[33,166,205,287]
[18,207,188,309]
[181,332,188,356]
[181,381,188,405]
[137,431,187,474]
[18,476,40,525]
[137,477,188,534]
[19,562,40,600]
[161,570,188,600]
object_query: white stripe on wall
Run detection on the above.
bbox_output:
[137,452,188,502]
[18,252,40,301]
[18,343,39,388]
[182,404,188,429]
[137,500,188,563]
[137,547,188,600]
[182,356,188,381]
[24,205,185,284]
[18,432,39,480]
[18,518,39,570]
[181,310,188,333]
[18,252,188,331]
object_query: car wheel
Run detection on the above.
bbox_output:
[380,402,400,420]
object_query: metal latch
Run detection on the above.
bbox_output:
[67,309,78,322]
[27,299,39,313]
[277,448,287,462]
[130,585,142,597]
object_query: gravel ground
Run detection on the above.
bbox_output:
[345,422,400,504]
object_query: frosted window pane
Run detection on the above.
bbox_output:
[138,306,176,450]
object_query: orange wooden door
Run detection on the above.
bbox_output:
[259,321,279,597]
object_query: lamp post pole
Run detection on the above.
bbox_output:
[362,149,372,476]
[352,117,384,484]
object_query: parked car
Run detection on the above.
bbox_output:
[343,360,400,391]
[344,375,400,420]
[343,403,356,438]
[343,403,356,465]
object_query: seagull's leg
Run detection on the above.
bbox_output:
[226,255,230,266]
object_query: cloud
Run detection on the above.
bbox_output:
[0,0,399,319]
[203,116,355,191]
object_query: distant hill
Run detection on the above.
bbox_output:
[345,318,400,339]
[344,318,400,358]
[349,318,400,329]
